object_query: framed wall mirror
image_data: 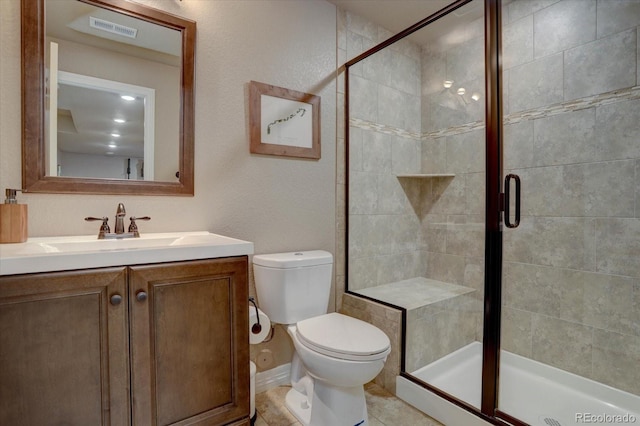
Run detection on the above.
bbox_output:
[21,0,196,195]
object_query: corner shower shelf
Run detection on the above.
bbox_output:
[396,174,455,179]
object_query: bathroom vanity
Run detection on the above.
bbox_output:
[0,232,253,426]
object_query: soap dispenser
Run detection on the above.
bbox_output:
[0,189,28,243]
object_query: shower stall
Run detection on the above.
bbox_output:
[343,0,640,425]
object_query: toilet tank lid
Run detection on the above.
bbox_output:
[253,250,333,269]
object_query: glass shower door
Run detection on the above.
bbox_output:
[401,0,488,411]
[345,0,488,412]
[498,0,640,424]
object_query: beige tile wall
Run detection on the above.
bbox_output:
[500,0,640,395]
[341,294,403,394]
[338,0,640,397]
[416,1,487,374]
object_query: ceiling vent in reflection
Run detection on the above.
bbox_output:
[89,16,138,39]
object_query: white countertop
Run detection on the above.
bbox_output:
[0,231,254,276]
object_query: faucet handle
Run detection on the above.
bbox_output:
[85,216,110,239]
[128,216,150,238]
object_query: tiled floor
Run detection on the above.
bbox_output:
[254,382,443,426]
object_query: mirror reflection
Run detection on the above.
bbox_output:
[45,0,181,181]
[54,72,150,179]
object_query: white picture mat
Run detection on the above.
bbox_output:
[260,94,312,148]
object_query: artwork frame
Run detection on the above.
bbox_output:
[249,81,321,159]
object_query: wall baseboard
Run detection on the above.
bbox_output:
[255,363,291,395]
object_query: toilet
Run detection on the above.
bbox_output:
[253,250,391,426]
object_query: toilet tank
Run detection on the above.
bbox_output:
[253,250,333,324]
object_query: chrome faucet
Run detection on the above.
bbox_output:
[85,203,150,239]
[114,203,126,234]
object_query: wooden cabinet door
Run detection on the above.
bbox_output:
[0,268,130,426]
[129,257,249,426]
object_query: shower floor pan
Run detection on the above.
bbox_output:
[397,342,640,426]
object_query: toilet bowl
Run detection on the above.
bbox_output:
[286,314,390,425]
[290,313,391,385]
[253,251,391,426]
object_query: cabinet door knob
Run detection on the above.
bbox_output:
[110,294,123,305]
[136,291,148,302]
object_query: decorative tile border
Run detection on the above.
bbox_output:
[349,85,640,140]
[349,118,421,140]
[423,120,484,139]
[504,85,640,125]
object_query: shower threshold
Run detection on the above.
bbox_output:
[397,342,640,426]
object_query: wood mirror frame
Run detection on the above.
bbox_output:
[21,0,196,195]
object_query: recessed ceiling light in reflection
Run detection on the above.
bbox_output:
[443,80,453,88]
[114,118,126,124]
[105,151,115,155]
[471,92,481,101]
[121,95,135,101]
[108,142,117,148]
[457,88,466,95]
[111,133,121,138]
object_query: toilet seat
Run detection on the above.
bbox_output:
[295,312,391,361]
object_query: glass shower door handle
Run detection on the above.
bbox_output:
[504,174,520,228]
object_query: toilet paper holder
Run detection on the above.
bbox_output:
[249,296,274,343]
[248,297,262,334]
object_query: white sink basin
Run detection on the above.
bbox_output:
[0,231,254,275]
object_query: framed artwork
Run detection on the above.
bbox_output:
[249,81,321,159]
